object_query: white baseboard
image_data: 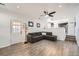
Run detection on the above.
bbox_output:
[0,44,10,49]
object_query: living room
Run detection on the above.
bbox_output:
[0,3,79,56]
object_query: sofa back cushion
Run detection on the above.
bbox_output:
[28,32,42,36]
[46,32,52,36]
[28,32,52,36]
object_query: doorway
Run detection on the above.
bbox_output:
[58,23,68,35]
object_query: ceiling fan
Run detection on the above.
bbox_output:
[43,11,56,17]
[0,3,5,6]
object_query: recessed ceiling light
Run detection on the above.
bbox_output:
[17,6,20,8]
[58,5,62,8]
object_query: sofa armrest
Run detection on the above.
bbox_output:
[27,35,32,42]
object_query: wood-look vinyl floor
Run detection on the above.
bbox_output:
[0,40,79,56]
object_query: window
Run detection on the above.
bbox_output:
[12,22,21,33]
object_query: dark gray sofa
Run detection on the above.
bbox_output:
[27,32,57,43]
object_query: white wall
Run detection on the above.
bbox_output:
[75,16,79,46]
[75,6,79,46]
[26,19,43,33]
[0,9,10,48]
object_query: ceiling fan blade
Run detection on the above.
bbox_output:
[49,11,56,15]
[0,3,5,6]
[49,14,54,17]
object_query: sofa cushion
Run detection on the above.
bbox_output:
[33,35,43,38]
[46,32,52,36]
[28,32,42,36]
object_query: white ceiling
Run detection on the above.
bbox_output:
[0,3,79,20]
